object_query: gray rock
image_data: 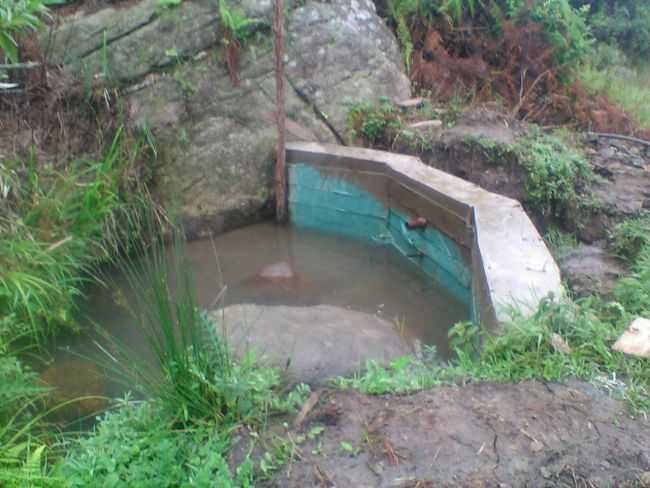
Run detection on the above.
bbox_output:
[45,0,410,235]
[210,304,412,383]
[286,0,410,137]
[558,244,625,297]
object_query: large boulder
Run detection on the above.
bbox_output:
[46,0,410,237]
[209,304,412,383]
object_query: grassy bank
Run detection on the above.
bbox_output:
[580,45,650,130]
[0,129,155,485]
[338,229,650,413]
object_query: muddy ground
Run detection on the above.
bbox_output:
[251,381,650,487]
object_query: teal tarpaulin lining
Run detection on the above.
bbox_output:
[288,163,473,309]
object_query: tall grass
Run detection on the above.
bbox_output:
[0,128,157,485]
[0,129,155,345]
[580,45,650,129]
[102,234,298,426]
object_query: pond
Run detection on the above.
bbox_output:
[43,222,469,421]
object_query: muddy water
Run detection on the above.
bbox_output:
[47,222,469,408]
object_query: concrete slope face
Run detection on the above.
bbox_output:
[286,142,562,330]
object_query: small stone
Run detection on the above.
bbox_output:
[396,97,424,110]
[529,439,544,452]
[258,261,295,280]
[540,466,552,479]
[408,120,443,130]
[551,333,572,354]
[612,317,650,358]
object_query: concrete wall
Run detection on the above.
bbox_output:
[286,142,562,331]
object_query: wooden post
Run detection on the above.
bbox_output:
[273,0,287,223]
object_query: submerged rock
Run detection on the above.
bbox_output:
[258,261,296,281]
[209,304,412,383]
[39,359,109,421]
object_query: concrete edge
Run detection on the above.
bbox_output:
[286,141,563,330]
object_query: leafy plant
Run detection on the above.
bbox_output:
[0,130,154,344]
[347,100,404,146]
[609,216,650,263]
[0,0,49,63]
[58,400,255,487]
[218,0,260,86]
[336,353,442,395]
[613,243,650,317]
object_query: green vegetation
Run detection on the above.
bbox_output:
[613,244,650,318]
[580,44,650,129]
[544,226,578,259]
[0,128,154,485]
[340,291,650,412]
[105,236,309,426]
[347,100,404,146]
[572,0,650,61]
[58,400,256,487]
[609,216,650,263]
[0,130,151,344]
[385,0,592,66]
[0,0,49,63]
[511,131,593,218]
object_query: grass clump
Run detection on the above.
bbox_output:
[335,353,442,395]
[0,129,154,344]
[108,236,309,426]
[609,216,650,263]
[347,100,404,146]
[60,236,310,485]
[512,131,593,217]
[613,244,650,318]
[341,295,649,413]
[0,128,155,486]
[580,45,650,129]
[473,130,593,218]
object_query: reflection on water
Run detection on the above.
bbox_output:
[47,222,469,410]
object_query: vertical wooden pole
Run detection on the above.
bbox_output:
[273,0,287,223]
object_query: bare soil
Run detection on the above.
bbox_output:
[255,381,650,488]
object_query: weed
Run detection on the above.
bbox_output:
[472,129,593,218]
[609,216,650,263]
[0,0,49,63]
[341,293,650,413]
[347,100,404,146]
[580,46,650,129]
[544,227,578,259]
[58,399,255,487]
[0,130,154,344]
[613,244,650,318]
[336,354,442,395]
[339,440,361,456]
[218,0,262,86]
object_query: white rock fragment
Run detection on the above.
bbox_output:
[408,120,443,130]
[612,317,650,358]
[551,333,572,354]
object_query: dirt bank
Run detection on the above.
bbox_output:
[256,380,650,487]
